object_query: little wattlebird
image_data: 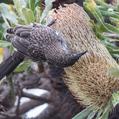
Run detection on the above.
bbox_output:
[0,23,86,80]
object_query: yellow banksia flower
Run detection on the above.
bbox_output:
[0,48,4,63]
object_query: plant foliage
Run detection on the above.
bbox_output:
[73,0,119,119]
[0,0,54,72]
[84,0,119,60]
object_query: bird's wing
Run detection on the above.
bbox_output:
[6,25,45,61]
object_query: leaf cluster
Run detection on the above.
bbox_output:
[0,0,54,72]
[73,0,119,119]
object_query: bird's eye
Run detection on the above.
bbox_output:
[57,38,63,44]
[55,31,59,35]
[33,24,37,27]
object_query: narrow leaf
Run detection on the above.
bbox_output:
[72,106,93,119]
[15,60,31,72]
[0,40,11,48]
[108,67,119,77]
[0,3,18,26]
[40,0,55,23]
[35,6,41,23]
[111,91,119,107]
[29,0,35,13]
[87,111,97,119]
[22,8,35,24]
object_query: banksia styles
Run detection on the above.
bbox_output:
[49,3,119,114]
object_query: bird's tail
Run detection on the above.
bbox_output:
[0,51,24,80]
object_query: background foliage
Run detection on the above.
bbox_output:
[0,0,119,119]
[0,0,55,72]
[73,0,119,119]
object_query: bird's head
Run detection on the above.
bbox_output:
[5,24,87,67]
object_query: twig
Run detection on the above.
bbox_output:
[47,19,57,27]
[15,84,22,119]
[0,111,16,119]
[22,91,51,103]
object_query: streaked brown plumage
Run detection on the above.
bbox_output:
[0,23,86,80]
[49,3,119,110]
[6,24,85,66]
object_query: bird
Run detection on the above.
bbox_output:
[49,3,119,113]
[0,23,86,80]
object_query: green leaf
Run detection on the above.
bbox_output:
[95,109,103,119]
[22,7,35,24]
[13,0,27,16]
[28,0,35,13]
[93,8,113,32]
[84,1,108,32]
[0,40,11,48]
[110,17,119,27]
[104,23,119,33]
[102,39,119,55]
[95,0,115,10]
[35,6,41,23]
[0,3,18,26]
[97,5,108,11]
[100,10,119,19]
[111,91,119,107]
[72,106,93,119]
[0,25,4,41]
[87,111,97,119]
[35,0,41,7]
[40,0,55,23]
[99,101,112,119]
[15,60,31,72]
[108,67,119,77]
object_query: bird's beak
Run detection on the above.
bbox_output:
[51,51,87,67]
